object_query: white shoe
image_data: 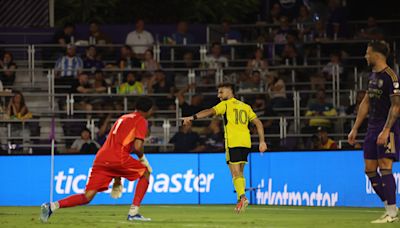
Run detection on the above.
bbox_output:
[127,214,151,221]
[110,184,123,199]
[370,214,399,223]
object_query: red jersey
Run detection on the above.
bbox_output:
[94,112,147,165]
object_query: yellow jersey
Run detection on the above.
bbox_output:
[212,97,257,149]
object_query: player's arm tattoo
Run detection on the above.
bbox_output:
[384,95,400,129]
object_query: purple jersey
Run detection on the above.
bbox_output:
[364,67,400,162]
[367,67,400,125]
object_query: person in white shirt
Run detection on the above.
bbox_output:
[125,19,154,58]
[204,42,228,69]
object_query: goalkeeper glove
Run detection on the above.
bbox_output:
[110,181,123,199]
[139,154,153,173]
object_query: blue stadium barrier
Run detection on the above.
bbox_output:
[0,151,399,206]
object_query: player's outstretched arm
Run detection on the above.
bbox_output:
[377,95,400,145]
[348,93,369,145]
[251,118,267,152]
[181,108,216,125]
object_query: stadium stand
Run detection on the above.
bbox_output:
[1,4,400,154]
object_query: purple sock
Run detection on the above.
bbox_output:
[366,171,386,202]
[380,169,397,205]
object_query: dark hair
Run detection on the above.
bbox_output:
[211,42,221,48]
[2,51,14,62]
[217,83,235,94]
[87,45,96,50]
[145,49,154,56]
[368,40,390,58]
[12,90,26,107]
[81,127,91,135]
[154,69,165,75]
[135,96,154,112]
[122,44,132,51]
[63,23,75,29]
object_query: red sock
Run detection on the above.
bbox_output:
[58,194,90,208]
[133,177,149,206]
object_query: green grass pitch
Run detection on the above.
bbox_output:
[0,205,398,227]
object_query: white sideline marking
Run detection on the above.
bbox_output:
[156,205,383,213]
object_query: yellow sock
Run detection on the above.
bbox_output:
[233,176,245,200]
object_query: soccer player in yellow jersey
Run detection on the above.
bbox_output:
[182,83,267,213]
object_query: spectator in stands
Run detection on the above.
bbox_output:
[193,118,224,152]
[295,5,313,29]
[280,44,300,65]
[118,45,141,72]
[88,21,112,45]
[147,70,173,94]
[304,89,337,133]
[344,90,367,133]
[6,91,32,153]
[83,45,105,74]
[176,84,205,117]
[67,128,100,153]
[203,43,228,88]
[266,3,281,24]
[147,70,175,110]
[274,15,291,42]
[142,49,160,73]
[170,20,195,45]
[71,73,94,116]
[0,51,17,86]
[55,44,83,78]
[316,126,338,149]
[246,48,268,75]
[7,91,32,120]
[169,124,200,152]
[310,19,328,41]
[204,42,228,69]
[96,113,112,146]
[239,70,263,92]
[53,23,75,45]
[355,17,385,40]
[311,51,344,90]
[182,51,197,68]
[93,70,108,93]
[273,16,295,54]
[322,51,344,80]
[326,0,348,39]
[118,71,144,95]
[89,70,109,111]
[266,71,289,109]
[220,20,241,43]
[125,18,154,58]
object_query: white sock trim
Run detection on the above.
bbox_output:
[50,202,59,211]
[387,204,397,217]
[129,205,139,216]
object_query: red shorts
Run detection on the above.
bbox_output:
[85,157,147,192]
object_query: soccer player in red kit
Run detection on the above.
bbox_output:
[40,97,154,223]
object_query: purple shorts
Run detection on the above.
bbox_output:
[363,125,400,162]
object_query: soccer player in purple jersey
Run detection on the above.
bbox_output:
[348,40,399,223]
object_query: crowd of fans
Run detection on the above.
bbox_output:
[0,0,393,154]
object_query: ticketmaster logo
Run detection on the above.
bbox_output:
[54,168,215,194]
[365,172,400,194]
[255,179,339,206]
